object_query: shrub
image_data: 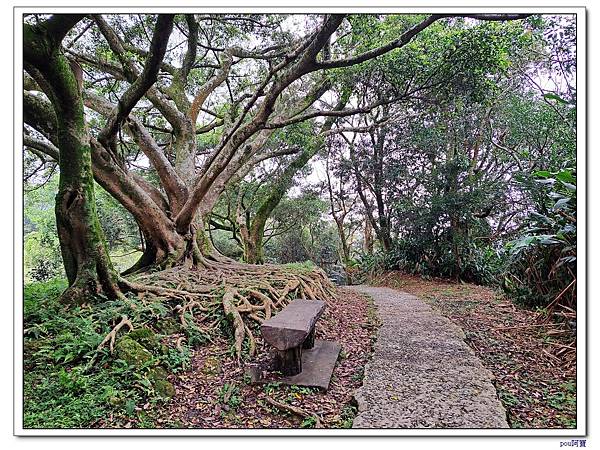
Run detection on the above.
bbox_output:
[501,169,576,309]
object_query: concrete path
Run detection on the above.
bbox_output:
[346,285,508,429]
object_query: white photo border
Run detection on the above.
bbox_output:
[13,3,587,437]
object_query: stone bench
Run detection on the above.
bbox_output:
[261,299,325,376]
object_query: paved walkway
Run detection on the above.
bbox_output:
[346,286,508,429]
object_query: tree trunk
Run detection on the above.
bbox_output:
[24,16,123,303]
[350,142,390,252]
[371,128,393,252]
[242,232,265,265]
[334,218,353,285]
[363,217,374,255]
[55,151,122,303]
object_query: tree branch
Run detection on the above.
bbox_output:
[97,14,175,148]
[23,135,59,161]
[315,15,441,70]
[180,14,199,81]
[23,90,58,145]
[85,91,188,211]
[315,13,530,70]
[188,49,233,125]
[264,91,406,129]
[47,14,85,40]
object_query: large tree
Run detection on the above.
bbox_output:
[24,14,173,301]
[24,13,531,278]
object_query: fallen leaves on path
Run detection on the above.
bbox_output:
[372,272,576,429]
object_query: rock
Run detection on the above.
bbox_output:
[148,366,175,399]
[152,378,176,399]
[115,336,153,366]
[115,335,175,400]
[128,327,168,355]
[149,366,168,381]
[327,265,348,286]
[155,317,181,335]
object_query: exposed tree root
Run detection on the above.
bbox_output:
[98,315,134,353]
[119,277,216,298]
[175,336,186,351]
[223,288,245,359]
[85,315,133,371]
[264,396,323,428]
[178,300,209,327]
[121,263,336,359]
[243,322,257,357]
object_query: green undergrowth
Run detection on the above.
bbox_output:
[23,279,199,428]
[282,260,318,273]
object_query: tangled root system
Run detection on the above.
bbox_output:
[125,261,336,359]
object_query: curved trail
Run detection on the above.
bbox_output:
[345,285,508,429]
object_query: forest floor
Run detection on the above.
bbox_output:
[23,275,378,430]
[148,288,379,428]
[23,270,576,429]
[371,272,577,429]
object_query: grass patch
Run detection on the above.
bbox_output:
[282,261,318,273]
[23,279,190,428]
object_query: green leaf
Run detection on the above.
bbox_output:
[537,235,561,245]
[543,92,569,104]
[125,399,136,416]
[553,198,571,210]
[555,170,576,184]
[530,212,553,224]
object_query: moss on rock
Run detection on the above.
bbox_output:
[148,366,175,398]
[153,378,176,398]
[128,327,167,355]
[114,335,175,400]
[115,336,153,366]
[155,317,181,335]
[148,366,168,382]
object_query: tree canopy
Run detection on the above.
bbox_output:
[23,11,576,336]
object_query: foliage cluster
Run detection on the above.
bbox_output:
[335,15,577,312]
[23,280,192,428]
[501,169,576,309]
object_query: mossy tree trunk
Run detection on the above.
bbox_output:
[24,15,123,303]
[234,92,350,264]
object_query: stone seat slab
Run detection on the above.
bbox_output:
[247,340,341,390]
[261,299,325,351]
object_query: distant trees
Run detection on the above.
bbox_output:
[320,14,576,305]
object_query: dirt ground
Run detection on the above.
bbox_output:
[372,272,577,429]
[149,288,378,429]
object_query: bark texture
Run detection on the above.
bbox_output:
[24,15,122,303]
